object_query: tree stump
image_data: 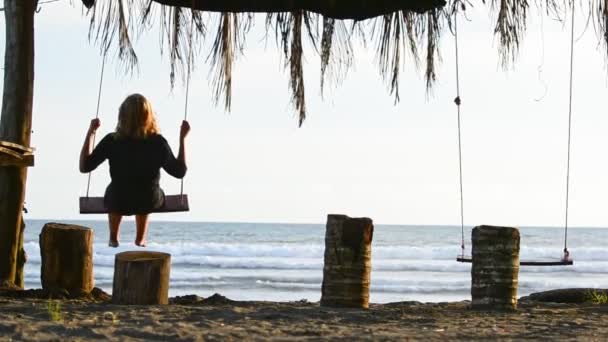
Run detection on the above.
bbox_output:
[471,225,520,310]
[39,223,94,296]
[112,251,171,305]
[321,214,373,309]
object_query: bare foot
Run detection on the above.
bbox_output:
[108,240,119,248]
[135,241,147,247]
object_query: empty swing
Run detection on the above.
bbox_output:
[451,9,574,266]
[80,17,197,214]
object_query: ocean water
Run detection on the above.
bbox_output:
[21,219,608,303]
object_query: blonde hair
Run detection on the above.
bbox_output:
[115,94,160,139]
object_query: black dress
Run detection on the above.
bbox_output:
[82,133,187,215]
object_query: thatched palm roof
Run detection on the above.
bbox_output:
[81,0,608,126]
[148,0,446,20]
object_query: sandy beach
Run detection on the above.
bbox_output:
[1,290,607,341]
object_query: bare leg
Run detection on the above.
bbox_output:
[108,213,122,247]
[135,214,149,247]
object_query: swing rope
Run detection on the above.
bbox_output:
[85,49,108,199]
[563,4,576,261]
[453,11,465,257]
[453,6,574,262]
[180,9,195,198]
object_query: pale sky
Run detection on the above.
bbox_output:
[1,2,608,226]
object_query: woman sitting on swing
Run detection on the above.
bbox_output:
[79,93,190,247]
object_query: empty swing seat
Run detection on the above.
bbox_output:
[79,194,189,214]
[456,255,573,266]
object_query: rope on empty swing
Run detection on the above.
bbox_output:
[563,5,576,261]
[85,49,108,199]
[453,11,465,257]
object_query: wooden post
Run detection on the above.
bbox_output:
[321,214,373,309]
[0,0,35,287]
[471,225,520,310]
[39,223,94,296]
[112,251,171,305]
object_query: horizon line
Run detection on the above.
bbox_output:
[21,217,608,229]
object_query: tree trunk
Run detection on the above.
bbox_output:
[39,223,94,296]
[112,251,171,305]
[470,225,520,310]
[320,214,373,309]
[0,0,35,286]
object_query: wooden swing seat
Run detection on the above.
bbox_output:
[456,255,573,266]
[79,194,189,214]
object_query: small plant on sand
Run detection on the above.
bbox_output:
[102,311,120,324]
[585,290,608,305]
[47,300,63,322]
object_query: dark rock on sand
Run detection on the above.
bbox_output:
[170,295,204,305]
[521,288,608,303]
[90,287,111,302]
[170,293,236,306]
[0,287,110,302]
[201,293,236,305]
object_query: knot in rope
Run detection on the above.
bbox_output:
[562,248,570,262]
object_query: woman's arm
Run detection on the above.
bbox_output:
[161,121,190,179]
[177,120,190,167]
[79,119,101,173]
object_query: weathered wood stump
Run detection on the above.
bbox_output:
[112,251,171,305]
[471,225,520,310]
[321,214,373,309]
[39,223,94,296]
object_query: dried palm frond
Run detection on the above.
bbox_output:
[425,9,442,91]
[168,6,188,86]
[156,3,207,88]
[208,13,234,111]
[320,17,336,94]
[591,0,608,58]
[290,11,307,126]
[266,11,309,126]
[320,18,354,96]
[373,10,436,103]
[373,13,406,104]
[88,0,138,72]
[211,14,234,111]
[490,0,530,67]
[207,13,250,111]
